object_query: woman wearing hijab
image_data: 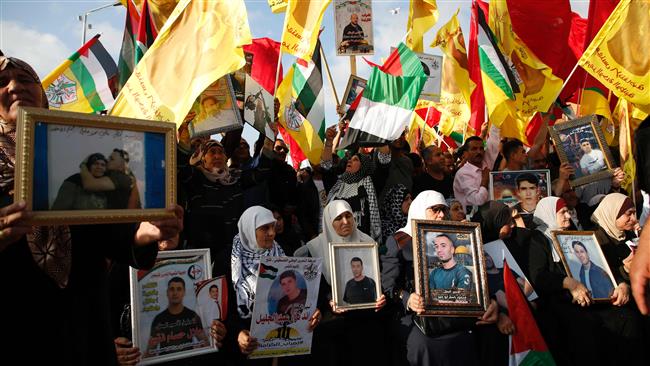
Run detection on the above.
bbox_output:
[325,152,382,243]
[180,139,272,277]
[231,206,321,363]
[531,196,641,365]
[296,200,386,366]
[0,55,182,364]
[379,184,411,248]
[51,152,108,210]
[381,191,497,366]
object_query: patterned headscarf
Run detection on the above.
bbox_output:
[231,206,284,319]
[189,139,238,185]
[338,153,375,184]
[380,184,409,245]
[0,56,70,288]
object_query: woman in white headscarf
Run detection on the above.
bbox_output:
[296,200,386,366]
[380,190,497,366]
[231,206,321,359]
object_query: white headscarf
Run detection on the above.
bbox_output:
[397,190,447,237]
[591,192,632,241]
[305,200,373,284]
[532,196,563,262]
[231,206,284,318]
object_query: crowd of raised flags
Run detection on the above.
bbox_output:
[19,0,650,365]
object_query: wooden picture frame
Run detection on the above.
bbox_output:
[341,75,367,112]
[15,107,175,225]
[130,249,216,365]
[550,230,617,302]
[188,75,243,138]
[412,220,489,317]
[329,242,381,311]
[548,115,616,187]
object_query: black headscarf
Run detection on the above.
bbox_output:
[635,115,650,193]
[471,201,513,243]
[339,152,375,184]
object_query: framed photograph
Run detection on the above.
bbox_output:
[489,169,551,211]
[195,276,229,331]
[329,242,381,311]
[483,240,538,303]
[334,0,374,56]
[341,75,367,112]
[550,231,617,302]
[243,74,275,140]
[188,75,243,138]
[249,256,322,359]
[412,220,490,317]
[391,48,443,102]
[15,107,175,225]
[130,249,216,365]
[548,115,616,187]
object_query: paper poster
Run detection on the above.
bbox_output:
[243,74,275,140]
[195,276,228,331]
[334,0,374,56]
[249,256,322,359]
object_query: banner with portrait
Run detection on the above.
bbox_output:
[249,256,322,359]
[334,0,374,56]
[130,249,216,365]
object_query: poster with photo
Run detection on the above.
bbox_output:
[330,242,381,311]
[249,256,322,359]
[334,0,374,56]
[130,249,216,365]
[489,170,551,210]
[483,240,538,302]
[195,277,228,332]
[188,76,242,138]
[243,74,275,140]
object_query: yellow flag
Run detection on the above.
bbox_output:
[406,0,438,52]
[430,10,474,137]
[276,66,324,165]
[578,0,650,107]
[617,99,636,193]
[121,0,179,31]
[280,0,331,61]
[111,0,252,126]
[580,89,616,144]
[268,0,287,13]
[487,1,562,143]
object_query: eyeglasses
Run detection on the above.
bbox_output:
[274,146,289,153]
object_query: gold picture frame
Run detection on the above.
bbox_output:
[550,230,617,303]
[329,242,381,311]
[548,115,616,187]
[412,220,489,317]
[15,106,176,225]
[341,75,367,112]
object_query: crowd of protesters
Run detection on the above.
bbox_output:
[2,55,650,366]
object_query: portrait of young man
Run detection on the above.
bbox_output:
[578,138,606,176]
[276,270,307,321]
[428,234,472,292]
[146,277,208,357]
[342,256,377,304]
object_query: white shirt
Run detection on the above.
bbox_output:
[579,149,605,174]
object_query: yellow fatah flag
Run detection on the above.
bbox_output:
[487,1,562,143]
[579,88,615,144]
[268,0,287,14]
[407,100,439,149]
[276,66,324,165]
[406,0,438,53]
[617,99,636,193]
[111,0,252,125]
[578,0,650,107]
[280,0,331,61]
[430,10,474,137]
[120,0,179,32]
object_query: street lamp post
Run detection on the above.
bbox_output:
[78,1,122,45]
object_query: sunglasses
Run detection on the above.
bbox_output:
[274,146,289,153]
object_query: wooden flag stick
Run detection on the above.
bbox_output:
[273,49,283,98]
[349,56,357,76]
[320,46,341,113]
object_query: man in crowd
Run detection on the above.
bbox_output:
[502,139,528,171]
[413,145,454,198]
[343,257,377,304]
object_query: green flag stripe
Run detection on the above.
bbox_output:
[69,60,105,112]
[362,68,425,110]
[396,43,425,76]
[479,47,515,99]
[519,350,556,366]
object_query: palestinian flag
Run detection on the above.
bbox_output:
[259,263,279,280]
[475,5,519,100]
[117,0,157,92]
[339,43,426,148]
[294,40,326,140]
[505,260,556,366]
[42,35,118,113]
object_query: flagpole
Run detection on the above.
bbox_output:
[273,49,283,98]
[553,60,582,107]
[320,46,341,114]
